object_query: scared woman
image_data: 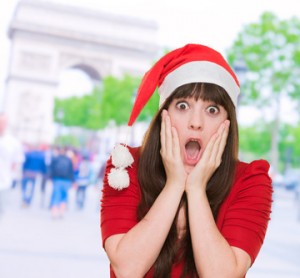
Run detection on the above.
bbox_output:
[101,44,273,278]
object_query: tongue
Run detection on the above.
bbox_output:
[185,141,200,159]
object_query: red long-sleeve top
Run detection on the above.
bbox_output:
[101,147,273,277]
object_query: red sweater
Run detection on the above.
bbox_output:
[101,147,273,277]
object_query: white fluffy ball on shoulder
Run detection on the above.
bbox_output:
[111,144,134,168]
[108,168,130,190]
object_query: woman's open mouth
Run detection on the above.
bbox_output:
[184,139,202,165]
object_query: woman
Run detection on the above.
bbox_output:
[101,44,273,277]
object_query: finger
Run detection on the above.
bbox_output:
[211,135,222,164]
[216,120,230,160]
[203,121,226,165]
[211,120,229,165]
[171,126,181,158]
[201,132,218,162]
[160,110,167,154]
[164,111,173,157]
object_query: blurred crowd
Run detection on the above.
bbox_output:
[0,113,106,220]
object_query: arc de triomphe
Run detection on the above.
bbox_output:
[3,0,160,144]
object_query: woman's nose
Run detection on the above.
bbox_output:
[189,111,203,130]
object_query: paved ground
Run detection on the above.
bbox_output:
[247,187,300,278]
[0,183,299,278]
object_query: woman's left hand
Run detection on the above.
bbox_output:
[185,120,230,193]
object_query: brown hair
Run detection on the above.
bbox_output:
[137,83,239,277]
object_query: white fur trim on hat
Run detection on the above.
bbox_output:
[158,61,240,107]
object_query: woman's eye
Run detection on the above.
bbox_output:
[206,106,219,114]
[176,102,189,110]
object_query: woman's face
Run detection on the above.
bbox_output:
[167,96,228,173]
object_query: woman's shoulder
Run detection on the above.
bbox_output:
[236,159,271,180]
[105,145,141,169]
[218,160,273,263]
[222,159,273,214]
[127,145,141,162]
[233,159,273,193]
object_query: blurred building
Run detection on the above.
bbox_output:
[3,0,160,144]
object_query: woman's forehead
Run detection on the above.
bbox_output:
[173,89,223,103]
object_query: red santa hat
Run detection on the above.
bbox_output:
[128,43,240,126]
[108,43,240,190]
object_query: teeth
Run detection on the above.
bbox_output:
[187,139,200,146]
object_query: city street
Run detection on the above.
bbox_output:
[0,183,299,278]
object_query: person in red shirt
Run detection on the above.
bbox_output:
[101,44,273,278]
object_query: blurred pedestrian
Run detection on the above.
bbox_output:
[97,161,106,188]
[0,113,24,219]
[39,144,53,208]
[21,145,47,207]
[75,154,93,210]
[49,146,74,219]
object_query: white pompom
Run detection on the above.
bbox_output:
[108,168,130,190]
[111,144,134,168]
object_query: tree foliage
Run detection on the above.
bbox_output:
[228,12,300,108]
[227,12,300,172]
[54,74,159,130]
[239,123,271,157]
[278,123,300,168]
[54,87,103,129]
[98,75,159,127]
[239,121,300,170]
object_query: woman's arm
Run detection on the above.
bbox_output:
[104,111,186,278]
[187,189,251,277]
[105,183,184,278]
[186,121,251,277]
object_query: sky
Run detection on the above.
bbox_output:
[0,0,299,123]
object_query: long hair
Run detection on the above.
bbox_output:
[137,83,239,277]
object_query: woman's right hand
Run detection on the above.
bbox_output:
[160,110,187,189]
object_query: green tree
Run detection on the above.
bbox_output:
[54,74,159,130]
[239,123,272,160]
[54,87,103,129]
[91,74,159,128]
[239,122,300,171]
[278,124,300,170]
[228,12,300,172]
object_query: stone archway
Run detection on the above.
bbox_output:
[71,64,101,85]
[4,0,159,144]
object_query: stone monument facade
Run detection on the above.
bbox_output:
[4,0,159,144]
